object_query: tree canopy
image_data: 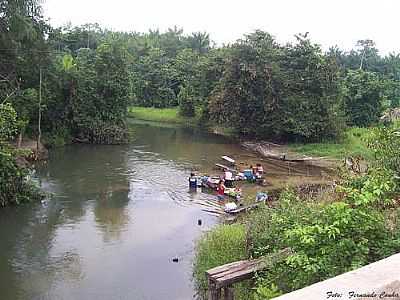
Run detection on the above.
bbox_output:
[2,0,400,145]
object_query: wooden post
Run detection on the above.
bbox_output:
[224,286,234,300]
[208,278,221,300]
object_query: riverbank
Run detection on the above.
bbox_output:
[0,138,46,207]
[127,106,200,125]
[288,127,372,160]
[14,138,49,163]
[128,107,372,162]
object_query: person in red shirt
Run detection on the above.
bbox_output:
[217,180,225,201]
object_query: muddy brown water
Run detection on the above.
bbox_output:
[0,120,330,300]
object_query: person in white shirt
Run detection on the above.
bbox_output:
[224,169,234,188]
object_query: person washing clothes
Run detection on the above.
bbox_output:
[188,172,197,189]
[256,163,264,175]
[217,180,225,201]
[224,168,234,188]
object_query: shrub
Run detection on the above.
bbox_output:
[367,126,400,174]
[247,189,399,293]
[0,104,43,206]
[338,167,399,208]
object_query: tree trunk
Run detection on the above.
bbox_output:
[37,67,42,154]
[17,131,22,148]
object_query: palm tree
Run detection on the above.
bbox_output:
[187,32,210,54]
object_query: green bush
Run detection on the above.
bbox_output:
[247,189,400,293]
[0,104,43,206]
[338,167,399,208]
[193,224,247,299]
[367,126,400,174]
[252,282,282,300]
[0,149,42,206]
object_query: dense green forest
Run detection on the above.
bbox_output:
[2,0,400,147]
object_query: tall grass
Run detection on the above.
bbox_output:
[127,106,200,125]
[193,224,249,299]
[288,127,374,160]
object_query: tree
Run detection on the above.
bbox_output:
[131,48,176,107]
[357,40,380,71]
[186,32,211,54]
[342,70,385,127]
[178,83,196,117]
[69,43,130,144]
[208,31,342,141]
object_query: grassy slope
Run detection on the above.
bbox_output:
[288,127,373,159]
[127,106,199,125]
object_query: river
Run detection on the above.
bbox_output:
[0,121,328,300]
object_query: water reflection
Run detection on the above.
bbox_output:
[0,121,330,300]
[94,188,130,243]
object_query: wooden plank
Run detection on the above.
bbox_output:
[227,203,261,214]
[221,155,235,164]
[212,259,264,280]
[202,208,224,215]
[215,163,236,173]
[207,260,247,276]
[214,262,266,288]
[193,200,220,209]
[193,199,223,208]
[210,259,261,276]
[215,269,261,288]
[207,249,292,289]
[203,199,224,208]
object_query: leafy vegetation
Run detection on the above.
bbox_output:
[209,32,343,141]
[3,0,400,148]
[342,70,386,127]
[0,104,42,206]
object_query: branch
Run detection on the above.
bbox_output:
[1,89,17,104]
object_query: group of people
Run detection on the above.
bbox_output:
[188,162,265,201]
[249,163,264,178]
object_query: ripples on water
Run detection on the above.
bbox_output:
[0,124,233,300]
[0,123,328,300]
